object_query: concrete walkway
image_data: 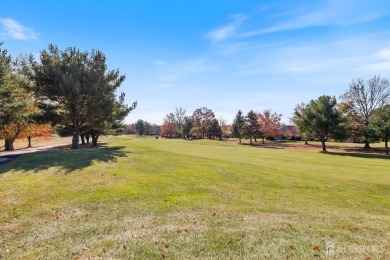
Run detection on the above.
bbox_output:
[0,143,69,165]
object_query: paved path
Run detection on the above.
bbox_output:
[0,143,68,165]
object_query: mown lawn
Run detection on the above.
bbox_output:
[0,136,389,259]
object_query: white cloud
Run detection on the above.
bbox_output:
[0,18,38,40]
[207,14,247,42]
[363,62,390,72]
[378,48,390,60]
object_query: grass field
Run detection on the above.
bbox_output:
[0,136,389,259]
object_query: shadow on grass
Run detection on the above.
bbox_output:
[322,151,389,159]
[0,145,129,174]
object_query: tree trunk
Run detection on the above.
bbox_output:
[27,135,32,148]
[91,129,99,147]
[92,134,99,147]
[86,133,90,144]
[80,134,86,145]
[71,125,80,149]
[4,138,15,151]
[304,138,308,145]
[239,137,241,144]
[364,140,370,149]
[249,136,253,146]
[321,140,327,152]
[385,138,389,155]
[262,137,265,144]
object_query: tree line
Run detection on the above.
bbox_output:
[130,76,390,154]
[293,76,390,153]
[130,107,283,145]
[0,43,136,151]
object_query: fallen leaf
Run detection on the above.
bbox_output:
[312,245,319,251]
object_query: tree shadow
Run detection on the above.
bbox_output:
[240,142,285,149]
[0,145,129,174]
[322,151,389,160]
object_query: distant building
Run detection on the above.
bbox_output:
[278,125,301,140]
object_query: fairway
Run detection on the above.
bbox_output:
[0,136,389,259]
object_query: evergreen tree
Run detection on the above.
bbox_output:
[243,110,261,146]
[208,118,222,140]
[294,96,347,152]
[181,116,193,139]
[28,45,136,149]
[371,104,390,154]
[135,119,145,136]
[292,102,314,145]
[232,110,245,144]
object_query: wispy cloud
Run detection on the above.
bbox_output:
[0,18,39,40]
[240,1,387,38]
[378,48,390,60]
[207,14,247,42]
[362,47,390,72]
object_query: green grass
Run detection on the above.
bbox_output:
[0,136,389,259]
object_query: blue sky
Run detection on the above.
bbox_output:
[1,0,390,125]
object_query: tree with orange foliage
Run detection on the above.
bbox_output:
[161,113,180,138]
[21,123,53,148]
[258,109,282,144]
[0,44,40,151]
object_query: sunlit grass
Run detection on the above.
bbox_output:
[0,136,389,259]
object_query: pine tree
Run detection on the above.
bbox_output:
[232,110,245,144]
[294,96,347,152]
[28,45,136,149]
[243,110,261,146]
[371,104,390,154]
